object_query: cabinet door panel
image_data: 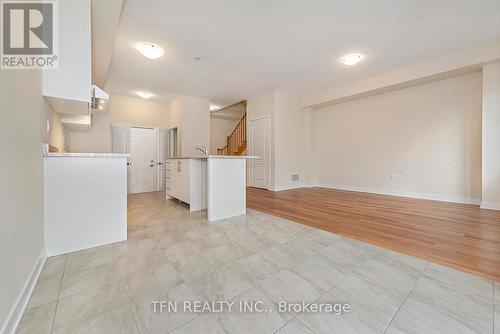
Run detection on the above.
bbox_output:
[177,160,190,203]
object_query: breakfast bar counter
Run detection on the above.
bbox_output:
[165,155,256,221]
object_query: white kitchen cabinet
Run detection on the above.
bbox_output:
[166,158,206,212]
[43,0,109,118]
[172,159,189,203]
[43,0,91,114]
[165,160,174,197]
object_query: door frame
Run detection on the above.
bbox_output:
[111,124,179,194]
[155,127,172,191]
[129,126,157,194]
[248,114,271,190]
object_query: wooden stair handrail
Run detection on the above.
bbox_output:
[216,112,246,156]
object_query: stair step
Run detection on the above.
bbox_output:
[216,112,247,155]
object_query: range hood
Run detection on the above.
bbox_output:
[91,84,109,109]
[44,84,109,115]
[57,84,109,129]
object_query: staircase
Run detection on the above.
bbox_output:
[217,113,247,155]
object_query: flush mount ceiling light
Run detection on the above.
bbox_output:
[210,104,221,112]
[137,91,153,99]
[135,42,165,59]
[340,54,363,66]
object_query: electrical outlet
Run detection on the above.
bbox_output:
[391,174,397,181]
[291,174,299,182]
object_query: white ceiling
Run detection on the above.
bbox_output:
[91,0,124,87]
[106,0,500,106]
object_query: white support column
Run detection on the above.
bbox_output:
[481,62,500,210]
[303,107,316,187]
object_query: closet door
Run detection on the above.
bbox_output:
[111,124,130,154]
[129,128,156,194]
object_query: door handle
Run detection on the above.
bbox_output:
[158,162,163,165]
[127,162,132,166]
[149,164,154,167]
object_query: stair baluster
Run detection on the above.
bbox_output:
[216,112,247,156]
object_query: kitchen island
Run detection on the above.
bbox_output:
[166,155,256,221]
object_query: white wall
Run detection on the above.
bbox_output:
[246,90,305,191]
[311,72,482,203]
[274,90,306,190]
[66,94,171,153]
[47,111,69,152]
[168,95,182,129]
[247,91,277,189]
[68,109,112,153]
[109,94,170,128]
[0,69,48,332]
[303,108,317,186]
[210,118,237,154]
[169,95,210,156]
[481,62,500,209]
[181,96,210,156]
[67,94,209,156]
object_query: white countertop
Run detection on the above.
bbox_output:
[166,155,258,160]
[44,152,130,158]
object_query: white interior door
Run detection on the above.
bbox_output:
[248,116,271,189]
[129,128,156,194]
[156,128,169,191]
[111,124,130,154]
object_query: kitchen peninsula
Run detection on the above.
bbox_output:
[166,155,256,221]
[44,152,129,256]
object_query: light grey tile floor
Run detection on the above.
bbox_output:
[16,191,497,334]
[494,282,499,334]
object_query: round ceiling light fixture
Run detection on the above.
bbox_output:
[135,42,165,59]
[137,91,153,99]
[210,104,221,112]
[340,54,363,66]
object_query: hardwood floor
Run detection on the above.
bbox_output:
[247,187,500,281]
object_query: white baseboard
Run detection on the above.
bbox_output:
[313,183,481,205]
[0,249,46,334]
[273,183,306,192]
[480,201,500,211]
